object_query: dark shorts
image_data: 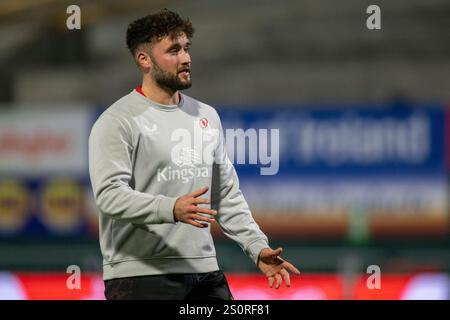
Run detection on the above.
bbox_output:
[104,270,234,300]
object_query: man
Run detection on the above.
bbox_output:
[88,9,300,300]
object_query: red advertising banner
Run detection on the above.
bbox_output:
[0,272,447,300]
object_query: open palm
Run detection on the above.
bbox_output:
[257,247,300,289]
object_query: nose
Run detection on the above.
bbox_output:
[180,49,191,65]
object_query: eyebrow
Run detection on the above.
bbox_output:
[166,41,191,52]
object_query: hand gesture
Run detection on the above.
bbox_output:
[258,247,300,289]
[173,186,217,228]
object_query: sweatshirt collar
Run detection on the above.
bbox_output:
[133,87,184,112]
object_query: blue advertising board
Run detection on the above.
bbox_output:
[218,104,445,177]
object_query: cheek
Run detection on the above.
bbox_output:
[160,56,179,69]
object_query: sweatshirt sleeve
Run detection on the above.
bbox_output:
[210,115,270,265]
[88,113,177,225]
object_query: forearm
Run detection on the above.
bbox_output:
[212,162,269,264]
[95,182,177,225]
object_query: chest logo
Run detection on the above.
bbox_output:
[199,118,208,128]
[143,123,159,138]
[173,147,201,167]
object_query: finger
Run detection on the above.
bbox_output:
[186,205,199,213]
[283,261,301,275]
[268,276,274,288]
[186,205,216,216]
[195,207,217,216]
[191,214,215,223]
[280,268,291,288]
[192,197,210,205]
[187,219,208,228]
[275,274,282,289]
[188,186,209,198]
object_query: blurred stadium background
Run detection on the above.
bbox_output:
[0,0,449,300]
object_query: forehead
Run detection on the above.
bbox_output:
[154,32,190,49]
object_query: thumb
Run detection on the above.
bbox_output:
[272,247,283,257]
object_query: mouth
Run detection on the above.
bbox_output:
[178,68,190,77]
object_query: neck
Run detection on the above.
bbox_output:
[141,74,180,105]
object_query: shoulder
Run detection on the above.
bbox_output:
[93,91,141,128]
[100,91,140,120]
[90,92,140,139]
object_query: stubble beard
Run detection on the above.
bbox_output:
[150,57,192,92]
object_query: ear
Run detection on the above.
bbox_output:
[136,51,152,69]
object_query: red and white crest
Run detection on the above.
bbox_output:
[199,118,208,128]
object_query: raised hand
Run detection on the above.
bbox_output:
[173,186,217,228]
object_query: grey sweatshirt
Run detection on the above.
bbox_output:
[88,89,269,280]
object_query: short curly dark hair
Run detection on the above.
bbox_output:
[126,9,194,56]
